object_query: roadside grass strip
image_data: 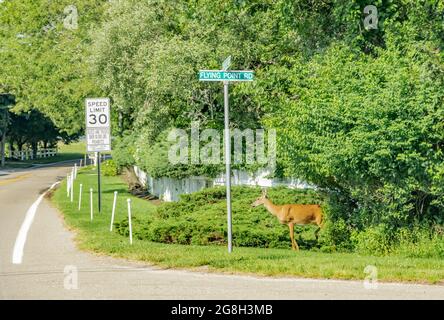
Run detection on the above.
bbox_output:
[52,168,444,284]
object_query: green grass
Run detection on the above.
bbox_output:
[4,141,86,168]
[51,168,444,284]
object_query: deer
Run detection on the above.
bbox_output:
[251,189,323,251]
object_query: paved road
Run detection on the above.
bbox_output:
[0,163,443,300]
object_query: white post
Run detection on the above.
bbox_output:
[80,159,83,168]
[127,199,133,245]
[78,184,83,211]
[74,164,77,179]
[67,174,71,198]
[70,172,74,203]
[110,191,118,231]
[90,188,93,221]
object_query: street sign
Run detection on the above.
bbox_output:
[199,70,254,82]
[85,98,111,152]
[198,64,255,254]
[85,97,111,214]
[222,56,231,71]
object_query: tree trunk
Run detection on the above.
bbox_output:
[118,110,123,137]
[8,141,13,158]
[32,142,38,159]
[0,131,5,167]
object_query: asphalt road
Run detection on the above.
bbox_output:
[0,163,443,300]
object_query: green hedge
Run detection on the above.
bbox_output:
[114,184,444,256]
[115,186,325,249]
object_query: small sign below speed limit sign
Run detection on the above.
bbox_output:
[85,98,111,152]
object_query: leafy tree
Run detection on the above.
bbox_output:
[0,0,106,135]
[0,93,15,166]
[7,109,63,158]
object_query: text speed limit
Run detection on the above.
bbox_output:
[85,98,110,128]
[85,97,111,152]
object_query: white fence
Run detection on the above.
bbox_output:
[133,166,312,202]
[10,148,57,160]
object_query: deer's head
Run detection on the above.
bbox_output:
[251,189,268,207]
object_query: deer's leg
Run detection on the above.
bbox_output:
[288,223,299,251]
[314,226,321,241]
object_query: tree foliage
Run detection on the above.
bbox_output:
[0,0,106,135]
[2,0,444,242]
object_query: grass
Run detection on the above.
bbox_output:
[3,141,87,168]
[51,167,444,284]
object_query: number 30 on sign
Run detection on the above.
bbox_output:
[86,98,110,128]
[85,98,111,152]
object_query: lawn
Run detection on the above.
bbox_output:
[4,141,88,168]
[51,167,444,284]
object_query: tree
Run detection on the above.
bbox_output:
[8,109,62,158]
[0,93,15,166]
[0,0,107,136]
[255,1,444,228]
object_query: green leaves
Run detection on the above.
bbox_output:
[264,39,444,227]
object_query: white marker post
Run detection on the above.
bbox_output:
[199,59,254,253]
[90,188,93,221]
[67,174,71,198]
[127,199,133,245]
[74,163,77,179]
[79,159,83,168]
[70,170,74,203]
[110,191,118,232]
[78,184,83,211]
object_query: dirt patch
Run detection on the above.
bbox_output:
[122,167,162,205]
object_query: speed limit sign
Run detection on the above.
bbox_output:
[85,98,111,152]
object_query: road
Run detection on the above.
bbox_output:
[0,163,443,300]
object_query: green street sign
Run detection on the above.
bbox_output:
[199,70,254,82]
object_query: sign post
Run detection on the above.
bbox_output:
[85,98,111,213]
[199,60,254,253]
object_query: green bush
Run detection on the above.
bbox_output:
[101,159,120,176]
[115,186,325,249]
[350,224,444,258]
[351,224,394,256]
[318,218,354,252]
[112,134,136,168]
[114,185,444,256]
[392,226,444,259]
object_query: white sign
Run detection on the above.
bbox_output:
[222,55,231,71]
[85,98,111,152]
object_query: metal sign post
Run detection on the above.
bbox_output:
[85,98,111,213]
[97,151,101,212]
[199,59,254,253]
[223,80,233,253]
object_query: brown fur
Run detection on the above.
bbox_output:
[251,190,323,251]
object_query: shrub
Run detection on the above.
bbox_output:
[351,224,394,256]
[115,186,326,249]
[102,159,120,176]
[392,226,444,259]
[318,218,354,252]
[112,134,136,168]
